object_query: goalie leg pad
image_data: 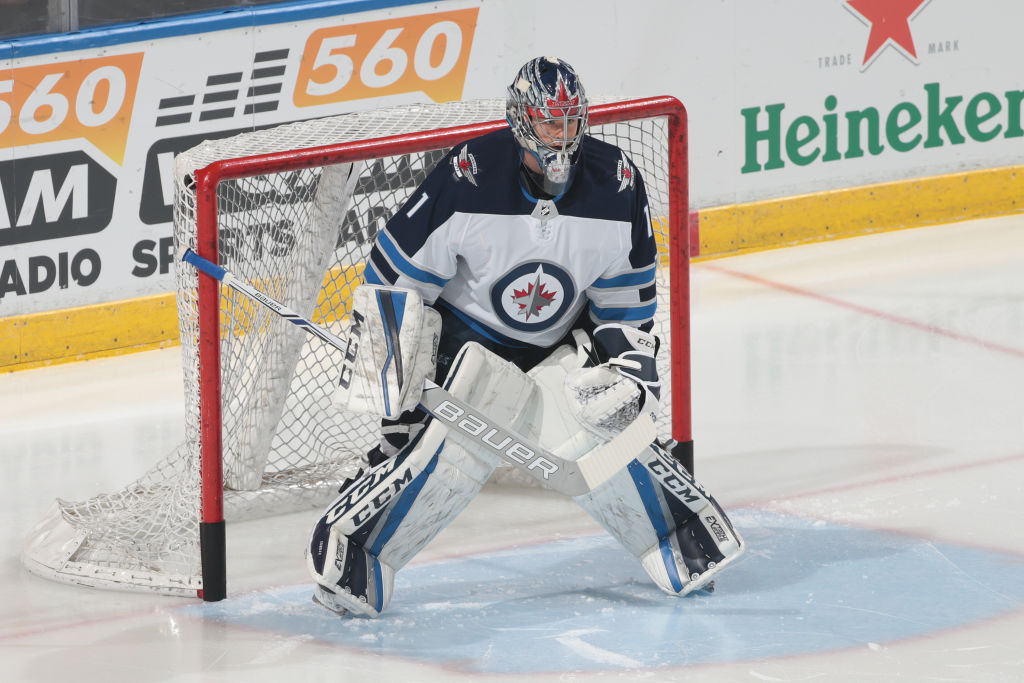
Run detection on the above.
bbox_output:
[375,342,541,567]
[309,516,398,617]
[440,342,541,454]
[309,342,534,616]
[308,420,491,617]
[574,443,744,596]
[307,422,445,616]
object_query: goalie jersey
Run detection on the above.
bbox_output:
[363,128,658,349]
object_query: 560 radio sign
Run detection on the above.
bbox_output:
[294,8,479,107]
[0,53,143,164]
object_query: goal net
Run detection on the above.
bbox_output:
[22,97,691,599]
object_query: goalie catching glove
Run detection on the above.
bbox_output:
[333,285,441,419]
[564,323,661,440]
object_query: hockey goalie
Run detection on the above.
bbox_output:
[305,56,744,617]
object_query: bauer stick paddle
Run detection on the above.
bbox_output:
[182,248,655,496]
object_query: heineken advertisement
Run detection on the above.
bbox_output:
[3,0,1024,321]
[742,83,1024,173]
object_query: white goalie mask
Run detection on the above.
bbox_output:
[506,56,589,196]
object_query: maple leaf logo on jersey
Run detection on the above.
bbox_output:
[491,261,576,332]
[511,277,558,321]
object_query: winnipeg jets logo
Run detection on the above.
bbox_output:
[511,268,558,321]
[451,146,479,186]
[491,261,577,332]
[616,151,635,192]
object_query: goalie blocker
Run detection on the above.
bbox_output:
[333,285,441,419]
[310,285,743,616]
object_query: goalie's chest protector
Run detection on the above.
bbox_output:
[375,128,649,348]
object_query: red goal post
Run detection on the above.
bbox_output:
[192,96,691,600]
[21,96,690,601]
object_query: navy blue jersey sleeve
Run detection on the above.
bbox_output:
[586,165,658,332]
[362,150,462,303]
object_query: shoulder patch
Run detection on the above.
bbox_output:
[451,145,479,186]
[616,150,636,192]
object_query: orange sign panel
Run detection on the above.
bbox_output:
[0,53,144,165]
[294,8,479,107]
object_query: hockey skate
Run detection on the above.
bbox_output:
[312,583,382,618]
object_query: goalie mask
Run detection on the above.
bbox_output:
[506,56,589,196]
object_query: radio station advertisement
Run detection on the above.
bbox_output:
[1,0,1021,318]
[0,0,492,317]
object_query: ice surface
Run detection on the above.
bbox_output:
[2,216,1022,682]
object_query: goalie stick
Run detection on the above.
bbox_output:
[181,248,655,496]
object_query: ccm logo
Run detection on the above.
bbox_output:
[337,310,364,389]
[433,399,557,480]
[324,459,414,526]
[648,459,702,505]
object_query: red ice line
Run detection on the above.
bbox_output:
[701,263,1024,360]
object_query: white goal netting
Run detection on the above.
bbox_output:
[22,97,687,596]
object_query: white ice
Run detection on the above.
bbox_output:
[1,215,1022,682]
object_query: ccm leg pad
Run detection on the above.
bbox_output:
[308,342,535,617]
[576,443,744,596]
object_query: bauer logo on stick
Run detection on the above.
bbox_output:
[432,399,559,480]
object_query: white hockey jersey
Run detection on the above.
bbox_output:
[363,128,658,349]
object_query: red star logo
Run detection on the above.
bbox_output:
[846,0,930,67]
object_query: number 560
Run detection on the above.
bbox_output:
[294,8,479,106]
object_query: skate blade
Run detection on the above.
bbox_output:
[312,584,380,618]
[312,591,349,617]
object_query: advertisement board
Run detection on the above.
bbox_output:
[1,0,1022,343]
[1,0,489,317]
